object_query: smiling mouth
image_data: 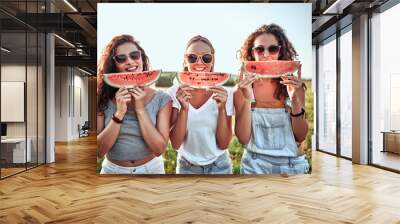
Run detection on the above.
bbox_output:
[193,66,207,72]
[126,66,139,72]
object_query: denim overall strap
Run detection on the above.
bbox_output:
[245,108,299,157]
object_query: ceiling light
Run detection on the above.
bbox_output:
[322,0,354,15]
[54,34,75,48]
[1,47,11,53]
[78,67,93,76]
[63,0,78,12]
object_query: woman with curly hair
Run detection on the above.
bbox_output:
[234,24,309,175]
[97,34,172,174]
[167,35,234,174]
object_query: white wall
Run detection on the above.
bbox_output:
[54,67,89,141]
[1,65,38,138]
[54,66,68,141]
[1,63,45,164]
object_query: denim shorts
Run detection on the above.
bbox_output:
[100,156,165,174]
[240,150,309,175]
[176,152,232,174]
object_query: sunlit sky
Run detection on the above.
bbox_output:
[98,3,312,79]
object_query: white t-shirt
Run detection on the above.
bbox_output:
[166,85,234,165]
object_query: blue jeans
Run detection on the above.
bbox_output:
[176,152,232,174]
[240,150,309,175]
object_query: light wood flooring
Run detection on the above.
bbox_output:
[0,167,26,178]
[1,136,400,223]
[372,150,400,171]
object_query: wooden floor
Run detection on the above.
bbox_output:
[1,167,26,178]
[1,136,400,223]
[372,150,400,171]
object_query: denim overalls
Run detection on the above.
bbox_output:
[240,107,309,175]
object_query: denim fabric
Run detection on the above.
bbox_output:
[176,152,232,174]
[240,150,309,175]
[245,108,298,157]
[241,107,308,174]
[100,156,165,174]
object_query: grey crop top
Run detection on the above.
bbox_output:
[103,90,171,161]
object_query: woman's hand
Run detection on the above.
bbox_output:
[115,87,131,119]
[236,73,257,102]
[130,86,147,112]
[209,86,228,110]
[280,64,306,112]
[176,84,194,110]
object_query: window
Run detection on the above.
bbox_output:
[371,2,400,171]
[339,28,352,158]
[317,36,337,155]
[0,1,46,179]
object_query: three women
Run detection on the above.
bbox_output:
[97,24,309,175]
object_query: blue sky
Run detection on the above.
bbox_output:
[98,3,312,79]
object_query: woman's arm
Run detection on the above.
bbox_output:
[97,88,131,157]
[169,85,193,150]
[289,91,308,142]
[233,75,257,145]
[97,113,124,157]
[234,90,252,145]
[209,86,232,149]
[170,107,189,150]
[215,107,232,149]
[280,66,308,142]
[136,101,172,157]
[131,87,172,156]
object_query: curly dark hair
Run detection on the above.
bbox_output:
[239,24,298,100]
[183,35,215,72]
[97,34,150,114]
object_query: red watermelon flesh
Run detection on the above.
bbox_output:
[177,71,230,88]
[243,60,300,78]
[103,70,161,88]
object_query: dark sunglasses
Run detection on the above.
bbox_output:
[113,51,141,64]
[186,53,213,64]
[252,45,281,55]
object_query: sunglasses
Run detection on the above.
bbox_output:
[186,53,213,64]
[113,51,141,64]
[252,45,281,56]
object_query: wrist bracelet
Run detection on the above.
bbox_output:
[112,113,123,124]
[290,108,305,117]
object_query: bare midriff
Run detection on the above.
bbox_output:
[251,100,285,108]
[107,154,155,167]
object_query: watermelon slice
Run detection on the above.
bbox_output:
[103,70,161,88]
[242,60,300,78]
[176,71,231,89]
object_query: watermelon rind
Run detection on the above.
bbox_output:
[242,61,300,78]
[103,69,162,88]
[176,71,231,89]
